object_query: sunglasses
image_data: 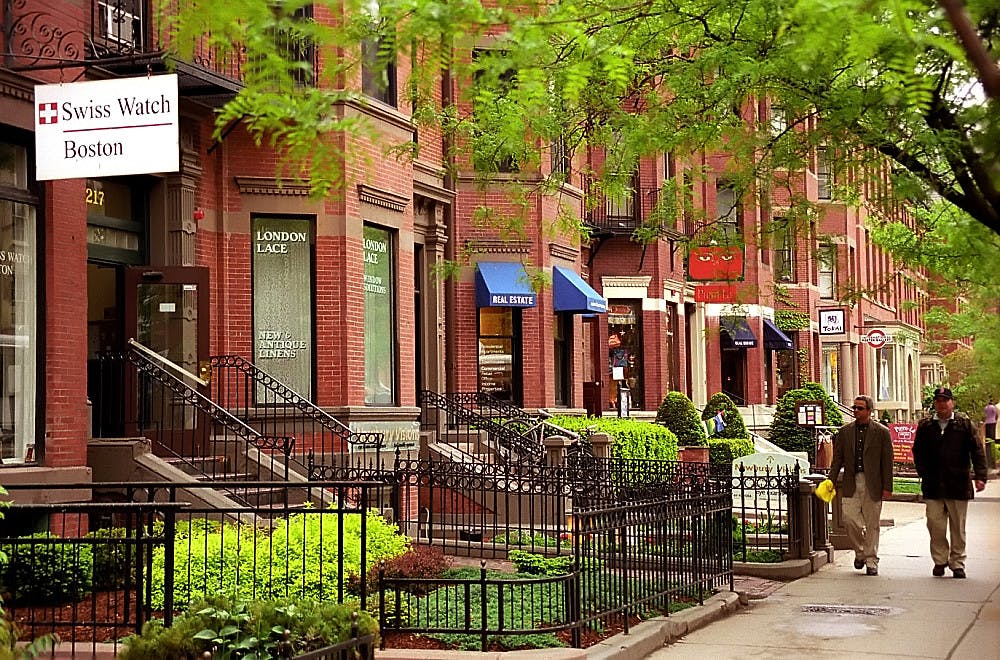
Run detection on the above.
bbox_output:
[851,405,867,411]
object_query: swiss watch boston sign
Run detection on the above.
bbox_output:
[34,75,179,180]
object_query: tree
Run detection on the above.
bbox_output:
[655,392,708,447]
[163,0,1000,237]
[768,382,842,463]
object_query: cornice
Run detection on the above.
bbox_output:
[235,177,311,196]
[549,243,579,261]
[464,238,531,254]
[358,184,409,212]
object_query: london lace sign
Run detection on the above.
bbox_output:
[34,75,179,180]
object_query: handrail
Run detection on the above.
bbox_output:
[420,390,543,463]
[209,354,384,451]
[129,338,209,387]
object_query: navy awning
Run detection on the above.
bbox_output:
[553,266,607,314]
[763,318,795,351]
[720,317,757,349]
[475,262,537,308]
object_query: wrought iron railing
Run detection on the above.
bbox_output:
[210,354,384,479]
[90,344,292,485]
[1,481,381,658]
[419,390,544,464]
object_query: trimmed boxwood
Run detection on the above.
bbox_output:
[655,392,708,447]
[708,437,755,465]
[768,381,843,462]
[546,416,678,461]
[0,532,93,604]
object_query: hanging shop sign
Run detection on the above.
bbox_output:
[35,75,179,180]
[818,308,846,335]
[687,245,745,281]
[861,328,893,349]
[888,423,916,464]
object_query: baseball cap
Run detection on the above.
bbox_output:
[933,387,953,400]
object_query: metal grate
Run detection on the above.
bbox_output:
[802,605,893,616]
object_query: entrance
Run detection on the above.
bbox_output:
[124,266,210,455]
[720,350,747,405]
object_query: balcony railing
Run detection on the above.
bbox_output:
[585,175,639,235]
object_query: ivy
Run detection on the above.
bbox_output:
[773,310,810,331]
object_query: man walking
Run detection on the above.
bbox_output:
[913,387,988,579]
[829,395,894,575]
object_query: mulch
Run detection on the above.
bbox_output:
[6,589,144,643]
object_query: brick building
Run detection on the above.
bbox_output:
[0,0,929,485]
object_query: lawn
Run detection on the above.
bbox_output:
[893,478,921,495]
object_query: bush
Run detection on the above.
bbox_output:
[768,382,842,462]
[655,392,708,447]
[0,532,93,604]
[118,595,379,660]
[708,437,755,466]
[545,416,678,460]
[86,527,132,590]
[701,392,749,439]
[359,544,450,596]
[149,510,409,610]
[508,550,573,576]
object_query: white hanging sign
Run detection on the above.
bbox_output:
[34,74,179,180]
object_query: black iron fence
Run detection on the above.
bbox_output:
[0,481,383,658]
[730,462,803,561]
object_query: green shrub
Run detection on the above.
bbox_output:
[545,416,678,460]
[768,382,842,462]
[701,392,749,439]
[86,527,132,590]
[508,550,573,576]
[149,510,409,609]
[0,532,93,604]
[118,595,378,660]
[707,437,755,465]
[655,392,708,447]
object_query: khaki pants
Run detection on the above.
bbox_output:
[925,498,969,569]
[842,473,883,568]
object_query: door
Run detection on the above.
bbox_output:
[124,267,210,456]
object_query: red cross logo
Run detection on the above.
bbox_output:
[37,103,58,125]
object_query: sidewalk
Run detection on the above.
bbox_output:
[645,480,1000,659]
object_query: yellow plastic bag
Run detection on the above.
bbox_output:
[815,478,837,503]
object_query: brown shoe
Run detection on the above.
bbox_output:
[952,568,966,579]
[933,564,946,577]
[866,566,878,576]
[854,558,865,570]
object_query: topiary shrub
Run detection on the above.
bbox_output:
[768,381,842,462]
[545,416,679,460]
[1,532,93,603]
[708,437,755,466]
[655,392,708,447]
[700,392,749,439]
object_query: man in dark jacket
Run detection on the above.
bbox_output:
[913,387,988,579]
[829,395,894,575]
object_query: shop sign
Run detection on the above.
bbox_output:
[889,423,916,464]
[687,245,745,281]
[861,329,892,349]
[35,75,179,180]
[694,283,739,303]
[818,308,846,335]
[608,304,636,325]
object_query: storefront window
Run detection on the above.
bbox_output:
[479,308,518,403]
[608,301,643,410]
[252,216,314,400]
[0,143,38,463]
[364,224,396,405]
[822,346,840,402]
[775,349,797,400]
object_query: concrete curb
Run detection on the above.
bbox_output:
[584,591,742,660]
[377,650,586,659]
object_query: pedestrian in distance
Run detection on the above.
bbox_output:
[913,387,988,579]
[984,398,997,441]
[828,395,894,576]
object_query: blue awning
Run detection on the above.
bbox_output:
[763,318,795,351]
[553,266,607,314]
[475,262,537,308]
[721,317,757,349]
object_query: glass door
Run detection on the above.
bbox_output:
[124,267,209,456]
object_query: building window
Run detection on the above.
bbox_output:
[817,147,832,200]
[252,216,315,400]
[773,218,795,282]
[551,136,571,180]
[361,0,397,106]
[0,142,38,464]
[553,314,571,406]
[822,346,839,403]
[818,244,836,298]
[716,182,740,240]
[364,224,396,405]
[769,103,787,136]
[607,301,643,410]
[479,308,519,403]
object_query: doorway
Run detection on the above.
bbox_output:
[720,349,747,405]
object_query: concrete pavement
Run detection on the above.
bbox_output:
[646,480,1000,659]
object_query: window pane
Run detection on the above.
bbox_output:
[364,224,396,405]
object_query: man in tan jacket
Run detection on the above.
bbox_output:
[829,395,894,575]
